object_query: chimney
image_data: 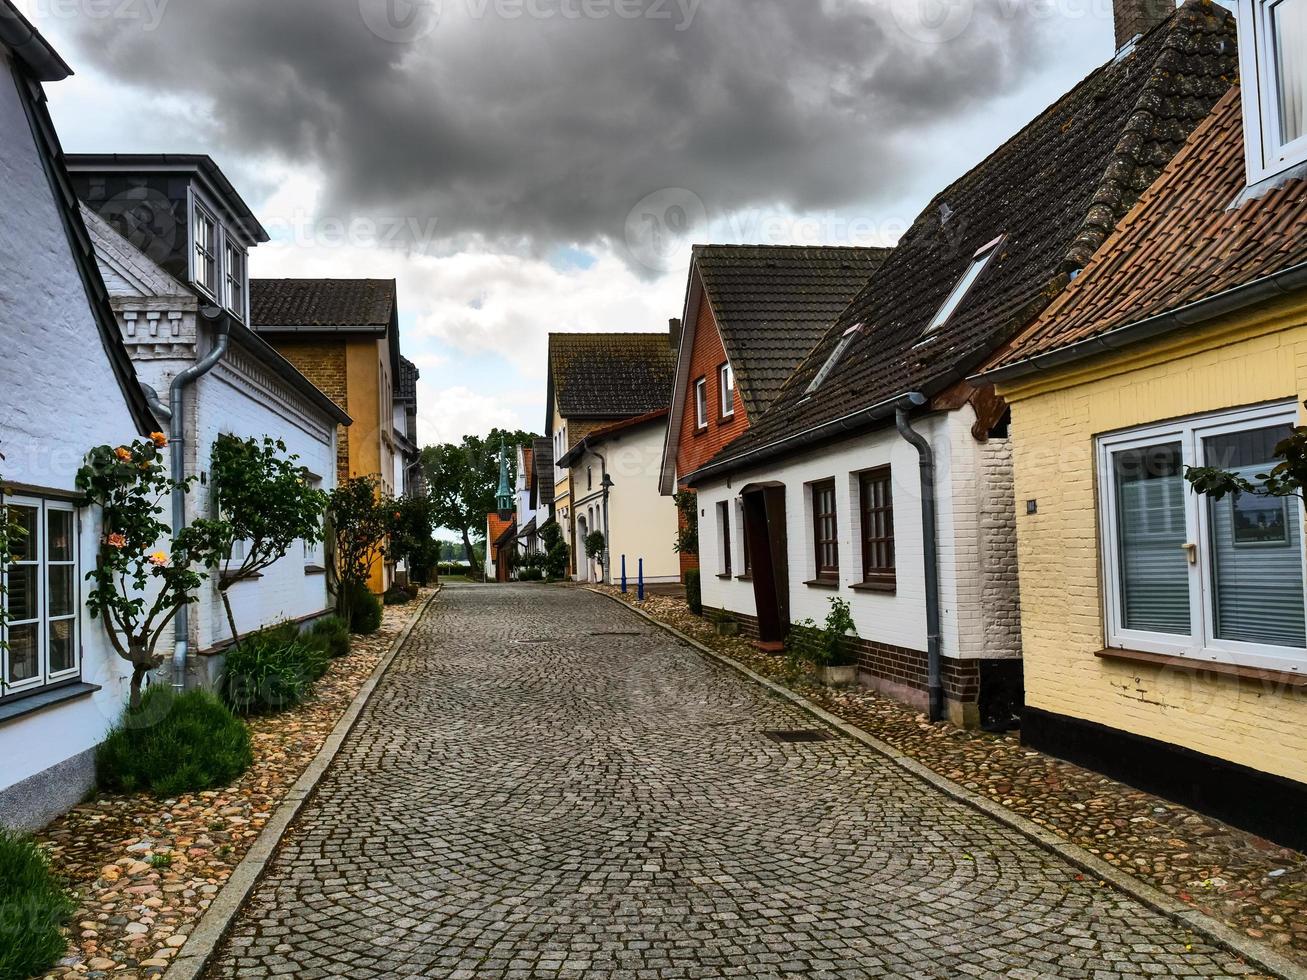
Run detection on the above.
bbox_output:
[1113,0,1174,54]
[669,317,682,350]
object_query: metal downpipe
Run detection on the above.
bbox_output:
[895,394,944,723]
[170,307,231,692]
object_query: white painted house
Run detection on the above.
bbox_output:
[69,157,351,685]
[0,6,162,829]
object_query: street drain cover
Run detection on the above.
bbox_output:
[763,729,834,744]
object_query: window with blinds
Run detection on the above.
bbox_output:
[811,479,838,582]
[859,467,895,588]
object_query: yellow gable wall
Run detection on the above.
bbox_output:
[998,295,1307,784]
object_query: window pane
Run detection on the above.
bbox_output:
[48,564,74,618]
[1113,443,1190,635]
[1204,424,1305,647]
[6,563,37,622]
[49,619,75,674]
[1273,0,1307,144]
[7,622,38,683]
[7,505,37,561]
[47,509,72,562]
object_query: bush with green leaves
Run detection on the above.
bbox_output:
[97,687,252,795]
[539,520,570,581]
[518,550,547,582]
[383,587,411,606]
[345,581,383,635]
[220,628,326,715]
[0,830,74,980]
[673,490,698,555]
[684,569,702,615]
[310,615,351,658]
[785,597,859,669]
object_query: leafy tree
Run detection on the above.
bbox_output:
[76,437,228,708]
[539,519,570,581]
[205,435,329,648]
[389,493,437,582]
[1186,426,1307,504]
[326,475,391,612]
[673,490,698,555]
[421,429,536,578]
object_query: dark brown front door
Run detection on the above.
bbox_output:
[742,484,789,649]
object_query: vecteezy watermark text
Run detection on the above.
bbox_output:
[463,0,699,30]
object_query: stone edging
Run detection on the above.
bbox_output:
[588,587,1306,980]
[163,587,440,980]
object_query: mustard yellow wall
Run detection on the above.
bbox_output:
[343,335,395,593]
[999,295,1307,785]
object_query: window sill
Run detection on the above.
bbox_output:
[220,571,264,588]
[0,682,101,726]
[717,414,736,425]
[716,573,733,580]
[850,579,896,594]
[691,426,709,438]
[735,574,752,582]
[804,578,839,590]
[304,564,327,575]
[1095,647,1307,689]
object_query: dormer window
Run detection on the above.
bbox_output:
[225,241,247,320]
[1239,0,1307,184]
[806,322,863,394]
[924,236,1002,337]
[192,203,217,296]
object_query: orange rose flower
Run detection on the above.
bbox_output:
[150,432,168,448]
[114,447,132,462]
[106,533,127,548]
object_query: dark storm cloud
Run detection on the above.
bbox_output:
[63,0,1056,260]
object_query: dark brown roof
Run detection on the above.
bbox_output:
[532,437,554,506]
[693,245,890,417]
[251,279,397,331]
[690,1,1236,483]
[547,332,676,421]
[984,87,1307,376]
[397,356,419,403]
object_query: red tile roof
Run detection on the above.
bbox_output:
[984,87,1307,375]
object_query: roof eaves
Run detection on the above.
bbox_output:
[0,0,70,80]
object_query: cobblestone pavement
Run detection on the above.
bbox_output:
[205,585,1261,979]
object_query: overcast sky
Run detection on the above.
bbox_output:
[27,0,1121,445]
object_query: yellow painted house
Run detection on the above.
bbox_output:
[980,1,1307,850]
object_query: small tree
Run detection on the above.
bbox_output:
[76,437,227,708]
[539,519,570,581]
[327,475,391,612]
[673,490,698,555]
[389,493,437,582]
[206,435,329,647]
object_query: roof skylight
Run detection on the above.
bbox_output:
[806,322,864,394]
[924,236,1003,336]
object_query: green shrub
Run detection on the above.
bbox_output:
[97,687,252,796]
[346,582,383,634]
[684,569,702,615]
[518,551,546,582]
[785,597,859,668]
[0,830,74,980]
[310,615,351,658]
[539,521,569,581]
[383,587,411,606]
[221,630,325,715]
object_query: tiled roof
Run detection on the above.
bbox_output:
[487,512,515,548]
[691,1,1236,481]
[521,446,534,485]
[251,279,396,330]
[548,332,676,419]
[694,245,890,417]
[557,409,669,467]
[985,87,1307,374]
[532,437,554,505]
[397,356,419,402]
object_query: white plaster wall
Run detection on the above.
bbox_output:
[696,408,1019,661]
[0,56,145,788]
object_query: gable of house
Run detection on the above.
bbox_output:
[689,1,1237,485]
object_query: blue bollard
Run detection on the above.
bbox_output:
[638,558,644,601]
[621,554,628,594]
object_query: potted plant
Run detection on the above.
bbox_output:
[786,597,860,686]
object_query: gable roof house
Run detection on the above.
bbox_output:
[0,3,162,829]
[974,0,1307,848]
[659,245,890,580]
[394,355,423,498]
[682,0,1237,729]
[545,331,678,583]
[252,278,403,593]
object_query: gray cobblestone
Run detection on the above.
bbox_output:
[204,585,1253,979]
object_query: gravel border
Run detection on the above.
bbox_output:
[589,587,1307,980]
[161,587,440,980]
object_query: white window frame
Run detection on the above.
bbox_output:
[2,496,80,699]
[1097,401,1307,673]
[922,236,1003,337]
[190,196,219,299]
[303,473,325,568]
[224,238,248,322]
[694,377,708,430]
[1239,0,1307,185]
[716,500,732,576]
[718,362,735,419]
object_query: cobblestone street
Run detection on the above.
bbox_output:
[204,585,1259,979]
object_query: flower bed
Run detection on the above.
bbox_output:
[597,585,1307,966]
[34,591,432,978]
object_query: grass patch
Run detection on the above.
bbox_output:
[221,627,328,715]
[309,615,351,658]
[97,687,253,796]
[0,831,74,980]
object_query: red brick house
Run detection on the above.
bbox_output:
[658,246,890,579]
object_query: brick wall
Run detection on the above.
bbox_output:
[262,338,350,483]
[676,291,747,482]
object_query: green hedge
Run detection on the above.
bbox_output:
[97,687,252,796]
[684,569,702,616]
[0,831,74,980]
[345,582,383,634]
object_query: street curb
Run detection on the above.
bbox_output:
[164,587,440,980]
[588,587,1306,980]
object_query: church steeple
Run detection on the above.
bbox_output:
[495,435,513,519]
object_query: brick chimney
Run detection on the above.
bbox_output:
[668,317,682,350]
[1114,0,1173,53]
